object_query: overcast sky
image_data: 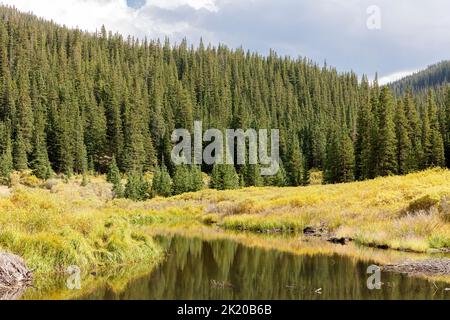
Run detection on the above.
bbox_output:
[2,0,450,84]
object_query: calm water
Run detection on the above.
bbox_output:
[78,236,449,300]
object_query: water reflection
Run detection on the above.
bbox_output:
[80,236,449,300]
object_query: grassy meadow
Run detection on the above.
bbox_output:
[170,168,450,253]
[0,169,449,291]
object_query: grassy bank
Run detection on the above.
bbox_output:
[168,169,450,253]
[0,178,164,285]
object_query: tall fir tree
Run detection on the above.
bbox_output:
[0,121,13,180]
[107,156,124,198]
[377,87,398,176]
[395,100,413,174]
[152,165,173,197]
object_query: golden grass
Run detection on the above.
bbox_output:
[163,168,450,253]
[0,179,163,287]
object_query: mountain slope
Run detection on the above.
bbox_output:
[391,60,450,94]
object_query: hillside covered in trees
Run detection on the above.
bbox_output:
[0,5,448,199]
[391,61,450,95]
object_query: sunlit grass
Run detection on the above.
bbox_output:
[165,168,450,253]
[0,182,163,284]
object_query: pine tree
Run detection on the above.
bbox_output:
[421,91,445,167]
[377,87,398,176]
[355,79,375,180]
[395,100,413,174]
[430,129,445,167]
[172,165,192,195]
[13,131,28,171]
[244,164,263,187]
[152,165,172,197]
[107,156,123,198]
[15,59,34,159]
[445,87,450,168]
[124,171,149,201]
[0,121,13,181]
[210,164,222,190]
[222,165,240,190]
[210,164,239,190]
[324,128,340,184]
[427,91,445,167]
[340,130,355,183]
[266,162,287,187]
[324,128,355,183]
[286,138,304,186]
[404,90,422,171]
[190,165,204,192]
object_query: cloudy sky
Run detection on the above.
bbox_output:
[2,0,450,84]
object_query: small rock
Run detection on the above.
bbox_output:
[327,237,352,245]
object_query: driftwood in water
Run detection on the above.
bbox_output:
[383,259,450,276]
[0,253,33,300]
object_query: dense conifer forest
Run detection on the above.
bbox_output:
[0,5,448,198]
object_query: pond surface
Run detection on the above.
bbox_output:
[77,236,449,300]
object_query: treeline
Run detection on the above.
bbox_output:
[0,6,448,198]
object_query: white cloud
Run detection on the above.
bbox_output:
[146,0,218,12]
[378,70,419,85]
[0,0,219,38]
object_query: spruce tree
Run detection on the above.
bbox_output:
[340,130,355,183]
[172,165,192,195]
[13,131,28,171]
[324,128,355,183]
[430,129,445,167]
[324,128,340,184]
[266,162,287,187]
[244,164,263,187]
[222,165,240,190]
[0,121,13,181]
[404,90,422,171]
[152,165,172,197]
[395,100,413,174]
[445,87,450,168]
[377,87,398,176]
[287,138,304,186]
[355,80,375,180]
[210,164,239,190]
[107,156,123,198]
[427,91,446,167]
[190,165,204,192]
[124,171,149,201]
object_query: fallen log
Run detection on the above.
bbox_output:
[0,253,33,300]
